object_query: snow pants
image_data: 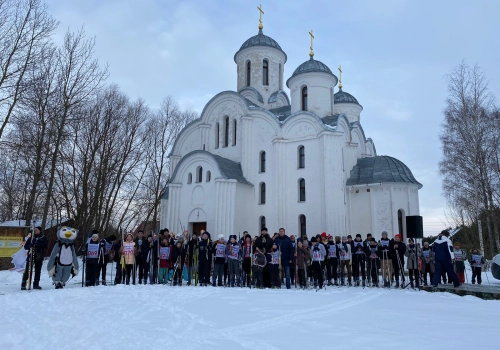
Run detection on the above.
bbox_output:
[253,266,263,288]
[432,259,460,287]
[421,263,433,285]
[352,254,366,281]
[471,267,482,284]
[135,256,143,282]
[298,269,306,287]
[98,256,109,282]
[367,258,379,284]
[22,260,43,288]
[242,258,251,286]
[326,258,338,281]
[311,261,324,288]
[158,267,168,284]
[142,262,150,284]
[213,263,224,286]
[86,260,99,286]
[198,260,210,284]
[228,259,240,286]
[270,264,280,288]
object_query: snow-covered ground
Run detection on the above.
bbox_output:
[1,260,499,350]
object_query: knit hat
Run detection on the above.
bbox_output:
[341,236,347,240]
[311,237,317,243]
[395,234,402,240]
[217,234,224,240]
[423,241,429,246]
[290,235,295,240]
[381,231,388,236]
[91,233,99,239]
[347,235,352,239]
[321,232,327,238]
[356,234,361,238]
[327,235,333,240]
[35,226,42,231]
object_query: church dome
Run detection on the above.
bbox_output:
[286,57,337,87]
[334,88,360,105]
[346,156,423,188]
[234,29,287,62]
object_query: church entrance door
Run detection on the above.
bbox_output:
[192,222,207,236]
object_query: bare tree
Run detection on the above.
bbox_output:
[439,62,500,257]
[0,0,58,139]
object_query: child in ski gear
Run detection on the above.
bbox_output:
[453,242,466,284]
[141,234,153,284]
[171,238,185,286]
[212,234,226,286]
[47,226,79,289]
[339,236,352,286]
[469,248,485,285]
[420,242,434,286]
[98,234,116,286]
[310,237,326,289]
[253,247,266,288]
[242,234,252,287]
[187,232,198,286]
[431,230,461,288]
[21,226,48,290]
[226,234,241,287]
[295,240,311,288]
[269,242,281,288]
[378,231,392,287]
[351,234,366,287]
[120,233,137,285]
[391,234,406,288]
[405,238,421,288]
[85,232,100,286]
[198,231,212,286]
[134,231,145,284]
[158,237,172,284]
[326,235,339,286]
[366,238,380,287]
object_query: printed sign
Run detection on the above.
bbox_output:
[0,236,23,258]
[229,245,240,259]
[123,243,135,255]
[328,245,337,258]
[87,243,99,258]
[215,244,226,258]
[160,247,170,260]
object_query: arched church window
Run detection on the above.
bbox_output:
[246,61,251,86]
[188,173,192,184]
[233,119,237,146]
[215,122,220,148]
[301,86,308,111]
[299,214,306,237]
[259,151,266,173]
[206,171,211,182]
[224,116,229,147]
[298,146,305,169]
[263,60,269,85]
[299,178,306,202]
[259,182,266,204]
[260,216,266,231]
[196,166,203,183]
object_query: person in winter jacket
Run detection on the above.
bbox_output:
[212,234,226,286]
[405,238,421,288]
[431,230,460,288]
[378,231,392,287]
[242,234,252,287]
[141,234,153,284]
[198,231,212,286]
[391,234,406,288]
[21,226,48,290]
[120,233,137,285]
[295,240,311,288]
[469,248,485,285]
[274,228,294,289]
[85,232,100,286]
[186,232,199,286]
[134,231,145,284]
[97,234,116,286]
[339,236,352,286]
[310,237,326,288]
[453,242,466,284]
[269,242,281,288]
[171,238,186,286]
[226,234,241,287]
[351,234,366,287]
[366,238,380,287]
[255,227,273,288]
[420,242,434,286]
[326,235,339,286]
[253,247,267,289]
[158,237,172,284]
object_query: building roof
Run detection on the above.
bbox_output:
[234,29,287,62]
[169,150,252,186]
[269,105,292,121]
[334,88,360,105]
[346,156,422,188]
[287,57,337,87]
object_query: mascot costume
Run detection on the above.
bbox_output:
[47,226,79,289]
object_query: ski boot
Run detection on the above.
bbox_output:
[355,280,360,287]
[395,281,400,288]
[362,280,366,287]
[348,281,352,287]
[33,285,42,290]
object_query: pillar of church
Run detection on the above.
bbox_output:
[214,179,236,237]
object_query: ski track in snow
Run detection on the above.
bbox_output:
[1,261,499,350]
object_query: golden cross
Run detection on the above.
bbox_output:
[257,4,264,30]
[309,30,314,57]
[338,66,343,89]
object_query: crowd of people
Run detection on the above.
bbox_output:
[77,228,486,290]
[19,226,487,290]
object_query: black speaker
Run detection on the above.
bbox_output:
[406,215,423,239]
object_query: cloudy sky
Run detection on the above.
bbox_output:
[45,0,500,236]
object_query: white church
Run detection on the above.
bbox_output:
[160,16,422,240]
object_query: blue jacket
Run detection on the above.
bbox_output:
[274,235,294,267]
[24,234,48,262]
[433,235,454,262]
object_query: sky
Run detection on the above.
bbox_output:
[44,0,500,236]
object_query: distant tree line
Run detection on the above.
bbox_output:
[0,0,196,235]
[440,62,500,258]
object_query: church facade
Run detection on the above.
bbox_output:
[160,25,422,240]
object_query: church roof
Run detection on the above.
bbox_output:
[346,156,422,188]
[287,57,337,86]
[334,88,360,105]
[269,105,292,121]
[234,29,287,62]
[169,150,252,186]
